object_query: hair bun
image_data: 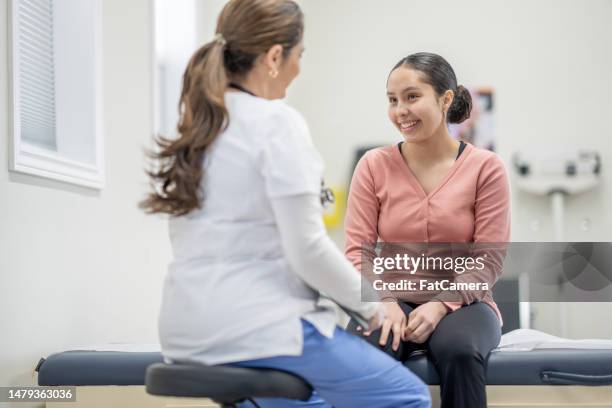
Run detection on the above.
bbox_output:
[447,85,472,124]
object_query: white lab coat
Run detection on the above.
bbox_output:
[159,91,378,365]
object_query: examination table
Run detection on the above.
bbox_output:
[36,346,612,407]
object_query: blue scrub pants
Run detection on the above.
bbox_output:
[233,319,431,408]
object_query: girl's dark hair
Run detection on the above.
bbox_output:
[140,0,304,216]
[391,52,472,124]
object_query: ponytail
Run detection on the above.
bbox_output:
[140,39,228,216]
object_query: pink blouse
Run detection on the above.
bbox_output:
[344,142,511,325]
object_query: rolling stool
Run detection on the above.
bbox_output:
[145,362,313,408]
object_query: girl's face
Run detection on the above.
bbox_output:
[387,66,449,143]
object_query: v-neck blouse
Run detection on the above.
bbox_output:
[344,142,511,323]
[395,141,469,201]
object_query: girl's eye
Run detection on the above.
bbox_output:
[407,94,418,101]
[389,97,397,104]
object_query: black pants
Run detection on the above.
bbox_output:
[347,301,501,408]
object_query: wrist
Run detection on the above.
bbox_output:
[433,301,449,316]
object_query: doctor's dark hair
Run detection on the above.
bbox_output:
[391,52,472,124]
[140,0,304,216]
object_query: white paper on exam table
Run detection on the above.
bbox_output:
[495,329,612,352]
[57,330,612,353]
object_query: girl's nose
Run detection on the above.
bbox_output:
[396,103,410,117]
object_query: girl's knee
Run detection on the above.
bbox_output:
[436,343,483,367]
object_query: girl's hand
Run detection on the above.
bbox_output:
[361,301,406,351]
[402,302,449,344]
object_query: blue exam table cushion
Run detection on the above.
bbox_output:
[37,351,163,386]
[37,349,612,386]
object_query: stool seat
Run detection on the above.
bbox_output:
[145,363,312,405]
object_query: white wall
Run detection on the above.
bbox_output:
[0,0,171,400]
[154,0,198,137]
[289,0,612,338]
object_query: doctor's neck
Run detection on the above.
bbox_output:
[229,71,276,100]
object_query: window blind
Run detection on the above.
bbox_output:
[18,0,57,150]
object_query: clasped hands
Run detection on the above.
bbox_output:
[358,301,449,350]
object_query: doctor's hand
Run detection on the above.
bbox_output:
[360,301,406,351]
[355,303,385,333]
[402,302,448,344]
[367,304,385,332]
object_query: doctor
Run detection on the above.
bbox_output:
[140,0,430,407]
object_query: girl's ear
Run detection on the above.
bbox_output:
[441,89,454,112]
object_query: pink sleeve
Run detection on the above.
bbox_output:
[442,154,511,311]
[344,154,380,271]
[472,155,512,243]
